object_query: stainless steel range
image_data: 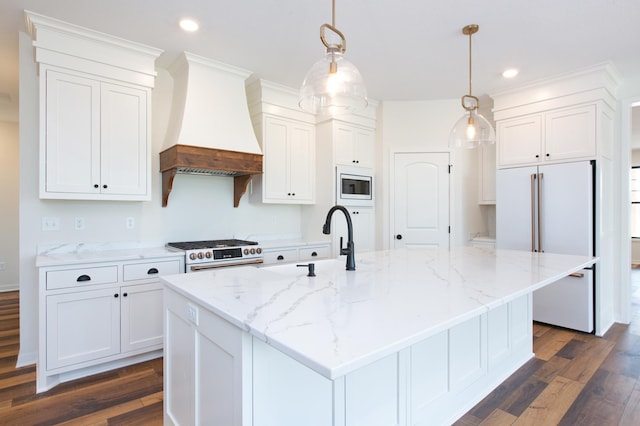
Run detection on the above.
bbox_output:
[167,239,263,273]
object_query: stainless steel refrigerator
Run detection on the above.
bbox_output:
[496,160,594,333]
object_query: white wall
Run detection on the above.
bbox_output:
[0,121,18,291]
[379,100,486,249]
[17,34,303,365]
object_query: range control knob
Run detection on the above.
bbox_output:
[205,251,212,259]
[250,248,256,254]
[197,252,204,259]
[189,253,197,260]
[256,248,262,254]
[243,248,249,255]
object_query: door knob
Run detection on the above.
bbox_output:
[396,234,402,240]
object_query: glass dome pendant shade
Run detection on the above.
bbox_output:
[449,24,495,149]
[299,0,368,115]
[449,96,496,149]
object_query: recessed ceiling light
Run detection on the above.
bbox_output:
[502,68,519,79]
[179,19,199,32]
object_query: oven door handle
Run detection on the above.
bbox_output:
[189,259,264,272]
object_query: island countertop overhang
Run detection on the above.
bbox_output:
[160,247,597,379]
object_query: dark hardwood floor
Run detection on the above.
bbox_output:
[1,270,640,425]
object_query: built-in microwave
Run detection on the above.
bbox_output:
[336,166,374,206]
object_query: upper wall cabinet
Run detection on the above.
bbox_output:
[247,79,317,205]
[25,11,162,201]
[497,105,596,168]
[492,63,618,170]
[334,123,375,169]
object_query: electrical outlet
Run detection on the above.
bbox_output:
[42,217,60,231]
[187,303,199,325]
[126,217,135,229]
[74,217,85,230]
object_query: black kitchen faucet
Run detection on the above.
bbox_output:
[322,205,356,271]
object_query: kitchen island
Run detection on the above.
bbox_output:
[161,247,596,425]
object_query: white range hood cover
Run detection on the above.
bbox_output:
[164,52,262,154]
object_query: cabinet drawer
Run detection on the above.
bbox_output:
[299,246,330,261]
[263,249,298,265]
[46,266,118,290]
[123,259,181,282]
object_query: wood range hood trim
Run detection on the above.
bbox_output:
[160,144,263,208]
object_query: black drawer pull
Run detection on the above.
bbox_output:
[77,274,91,282]
[147,268,159,275]
[311,251,318,257]
[277,255,284,261]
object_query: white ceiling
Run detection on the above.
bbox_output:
[1,0,640,124]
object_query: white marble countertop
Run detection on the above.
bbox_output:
[36,242,184,267]
[160,247,597,380]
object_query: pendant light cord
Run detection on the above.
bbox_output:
[468,29,473,96]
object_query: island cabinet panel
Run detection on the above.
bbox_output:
[253,338,333,426]
[164,284,534,426]
[164,288,252,426]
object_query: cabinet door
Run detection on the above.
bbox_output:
[288,122,315,202]
[334,124,374,168]
[478,143,496,204]
[44,69,101,195]
[497,115,542,167]
[262,118,290,201]
[100,82,149,196]
[46,288,120,370]
[121,282,164,353]
[545,105,596,162]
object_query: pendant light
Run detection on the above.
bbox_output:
[299,0,368,115]
[449,24,495,149]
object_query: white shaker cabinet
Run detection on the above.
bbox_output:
[42,68,150,200]
[497,104,596,168]
[478,143,496,204]
[334,123,375,169]
[38,255,182,393]
[260,116,315,204]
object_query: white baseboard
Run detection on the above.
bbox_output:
[0,283,18,292]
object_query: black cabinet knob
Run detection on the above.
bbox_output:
[122,292,128,297]
[103,184,108,189]
[114,293,119,298]
[94,184,99,188]
[535,154,540,158]
[396,234,403,240]
[546,153,550,157]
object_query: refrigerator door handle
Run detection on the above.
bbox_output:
[531,174,537,252]
[538,172,544,252]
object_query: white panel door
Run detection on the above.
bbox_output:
[288,122,315,202]
[46,288,120,370]
[120,282,163,353]
[393,153,449,248]
[496,166,538,251]
[497,115,542,167]
[45,69,101,194]
[100,82,148,196]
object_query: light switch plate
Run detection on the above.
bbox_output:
[42,217,60,231]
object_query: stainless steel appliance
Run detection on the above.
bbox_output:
[336,165,374,206]
[167,239,263,273]
[497,160,595,333]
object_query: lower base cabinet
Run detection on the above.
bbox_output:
[164,287,532,425]
[38,256,182,392]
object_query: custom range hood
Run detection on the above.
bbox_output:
[160,52,263,207]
